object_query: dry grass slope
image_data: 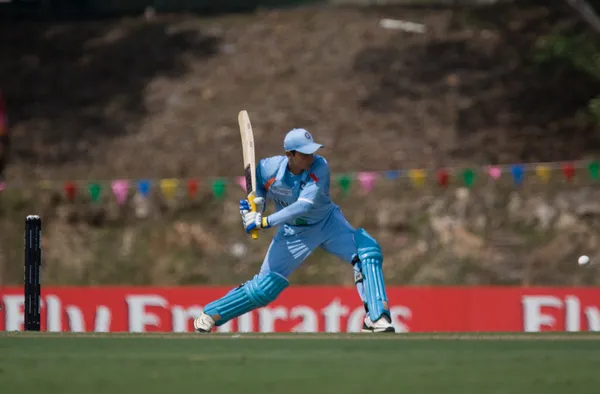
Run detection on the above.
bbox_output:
[1,2,599,182]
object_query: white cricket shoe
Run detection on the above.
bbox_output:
[362,314,395,333]
[194,312,216,333]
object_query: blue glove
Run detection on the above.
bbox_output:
[239,196,265,213]
[239,197,265,215]
[240,198,270,234]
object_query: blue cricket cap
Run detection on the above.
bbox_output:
[283,128,323,154]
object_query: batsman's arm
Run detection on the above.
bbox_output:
[263,200,312,228]
[264,161,329,227]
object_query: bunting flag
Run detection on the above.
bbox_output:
[88,183,102,202]
[39,180,53,190]
[462,169,476,188]
[488,166,502,181]
[4,159,600,203]
[235,176,246,192]
[137,179,151,198]
[510,165,524,186]
[535,165,551,183]
[111,180,129,205]
[589,161,599,180]
[187,179,199,198]
[212,178,226,199]
[384,170,400,180]
[562,163,575,181]
[408,169,426,188]
[357,172,377,192]
[436,169,449,187]
[64,181,77,202]
[337,174,352,195]
[160,178,179,201]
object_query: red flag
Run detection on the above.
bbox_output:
[187,179,199,198]
[64,181,77,202]
[562,163,575,181]
[436,169,449,187]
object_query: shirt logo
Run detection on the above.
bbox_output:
[271,185,292,196]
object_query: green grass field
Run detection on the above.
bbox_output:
[1,333,600,394]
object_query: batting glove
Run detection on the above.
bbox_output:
[240,197,269,233]
[239,196,265,214]
[242,211,270,234]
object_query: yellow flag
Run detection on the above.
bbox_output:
[408,169,427,188]
[535,165,551,183]
[38,180,53,190]
[160,178,179,200]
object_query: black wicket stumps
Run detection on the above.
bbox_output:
[24,215,42,331]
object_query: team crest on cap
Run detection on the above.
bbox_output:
[305,131,312,140]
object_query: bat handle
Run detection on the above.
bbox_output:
[248,194,259,240]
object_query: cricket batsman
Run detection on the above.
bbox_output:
[194,128,395,333]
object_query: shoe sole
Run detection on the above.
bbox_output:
[193,322,211,333]
[373,326,396,333]
[361,326,396,333]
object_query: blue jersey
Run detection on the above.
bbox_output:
[255,155,336,228]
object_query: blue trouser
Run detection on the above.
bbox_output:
[203,208,389,325]
[259,207,358,277]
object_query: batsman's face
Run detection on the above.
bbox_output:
[288,151,314,172]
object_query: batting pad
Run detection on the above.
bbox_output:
[203,272,289,326]
[355,228,390,322]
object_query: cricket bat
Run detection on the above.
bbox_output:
[238,110,259,240]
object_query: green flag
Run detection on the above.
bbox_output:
[463,169,476,188]
[212,179,226,199]
[588,161,599,180]
[88,183,102,203]
[337,174,352,196]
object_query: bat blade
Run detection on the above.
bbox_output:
[238,110,259,240]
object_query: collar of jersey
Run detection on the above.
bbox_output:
[279,157,309,181]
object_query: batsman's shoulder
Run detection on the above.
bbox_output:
[312,155,328,167]
[258,155,286,178]
[309,155,330,179]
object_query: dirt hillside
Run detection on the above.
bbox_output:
[1,2,599,183]
[2,2,600,287]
